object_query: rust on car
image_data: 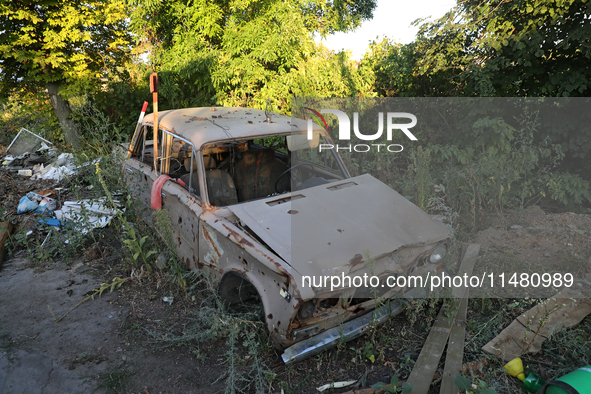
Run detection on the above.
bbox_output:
[222,223,255,249]
[348,253,364,267]
[124,106,450,361]
[202,225,222,264]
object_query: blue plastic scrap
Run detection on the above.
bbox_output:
[17,192,56,214]
[36,218,64,228]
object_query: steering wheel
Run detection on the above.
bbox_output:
[274,163,315,193]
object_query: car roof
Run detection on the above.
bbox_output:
[142,107,321,149]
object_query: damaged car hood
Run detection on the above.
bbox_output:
[228,174,449,279]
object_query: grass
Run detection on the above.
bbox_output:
[140,269,274,394]
[3,136,590,393]
[121,322,145,342]
[95,366,138,394]
[0,332,20,362]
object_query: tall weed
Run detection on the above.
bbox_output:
[429,109,590,228]
[71,100,128,159]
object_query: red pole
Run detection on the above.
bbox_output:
[150,73,159,172]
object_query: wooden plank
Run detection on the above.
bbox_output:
[406,302,456,393]
[0,222,13,270]
[440,244,479,394]
[451,243,480,299]
[439,297,468,394]
[406,244,480,394]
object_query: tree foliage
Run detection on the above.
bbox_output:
[0,0,130,92]
[127,0,377,112]
[363,37,423,97]
[401,0,591,97]
[363,1,591,192]
[0,0,131,146]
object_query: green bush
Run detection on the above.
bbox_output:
[0,91,60,148]
[428,110,590,223]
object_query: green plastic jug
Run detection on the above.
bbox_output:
[540,366,591,394]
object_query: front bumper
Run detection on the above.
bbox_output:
[281,301,404,363]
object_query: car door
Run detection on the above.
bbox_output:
[158,131,203,270]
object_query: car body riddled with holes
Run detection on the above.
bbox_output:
[123,107,449,363]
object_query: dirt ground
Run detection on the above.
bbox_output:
[0,254,233,394]
[1,166,590,393]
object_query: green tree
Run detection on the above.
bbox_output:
[413,0,591,97]
[0,0,131,147]
[367,1,590,98]
[363,37,424,97]
[365,1,591,180]
[126,0,377,112]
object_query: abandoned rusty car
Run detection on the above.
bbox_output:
[123,107,450,362]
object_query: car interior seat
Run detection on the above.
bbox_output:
[180,155,237,205]
[233,148,289,202]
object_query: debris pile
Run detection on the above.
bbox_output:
[1,128,123,249]
[3,128,55,173]
[2,128,86,182]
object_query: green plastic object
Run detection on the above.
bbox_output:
[543,366,591,394]
[522,371,544,393]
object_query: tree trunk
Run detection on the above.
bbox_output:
[46,82,81,149]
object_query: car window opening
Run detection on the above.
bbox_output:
[203,134,347,206]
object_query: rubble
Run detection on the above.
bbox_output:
[1,128,122,246]
[54,198,123,236]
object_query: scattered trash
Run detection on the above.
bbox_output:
[53,198,124,235]
[41,232,52,248]
[162,296,173,305]
[539,365,591,393]
[2,129,57,178]
[522,372,545,393]
[38,190,56,198]
[504,357,591,393]
[17,194,37,214]
[1,129,93,181]
[6,128,53,157]
[317,380,357,392]
[504,358,544,392]
[30,153,76,181]
[461,358,489,374]
[17,192,57,214]
[155,252,167,269]
[36,217,65,228]
[37,197,57,213]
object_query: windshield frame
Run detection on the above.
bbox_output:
[200,131,350,207]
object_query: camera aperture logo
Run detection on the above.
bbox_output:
[304,107,418,153]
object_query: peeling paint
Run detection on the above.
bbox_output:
[349,253,364,267]
[202,225,223,264]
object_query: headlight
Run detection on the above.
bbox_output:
[429,245,447,264]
